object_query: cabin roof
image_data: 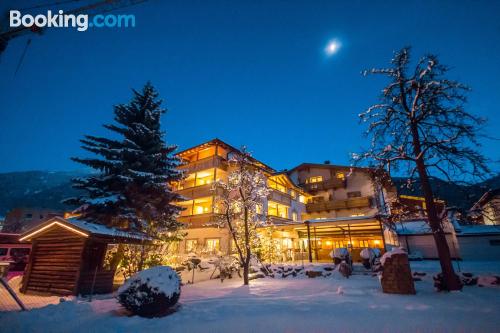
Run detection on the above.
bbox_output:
[19,216,152,243]
[470,188,500,210]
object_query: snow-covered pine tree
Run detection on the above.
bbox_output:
[66,82,184,237]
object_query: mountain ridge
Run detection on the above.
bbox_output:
[0,171,498,217]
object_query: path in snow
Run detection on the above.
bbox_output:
[1,260,499,333]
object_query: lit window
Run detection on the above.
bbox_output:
[282,238,293,249]
[268,201,289,218]
[359,240,369,248]
[307,176,323,184]
[290,190,296,198]
[256,204,263,214]
[350,213,365,217]
[268,179,287,193]
[292,212,298,221]
[185,239,198,253]
[205,239,220,252]
[299,195,306,203]
[195,169,214,186]
[193,197,212,215]
[336,172,345,180]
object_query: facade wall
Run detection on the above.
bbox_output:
[458,235,500,260]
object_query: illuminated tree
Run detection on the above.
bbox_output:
[355,48,490,291]
[212,148,270,285]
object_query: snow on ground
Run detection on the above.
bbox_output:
[1,260,499,333]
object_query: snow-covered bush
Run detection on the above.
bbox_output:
[118,266,181,317]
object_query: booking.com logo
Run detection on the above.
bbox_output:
[9,10,135,32]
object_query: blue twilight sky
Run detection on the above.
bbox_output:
[0,0,499,173]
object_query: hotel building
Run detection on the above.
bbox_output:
[173,139,395,262]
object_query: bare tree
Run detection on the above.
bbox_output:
[355,47,491,291]
[212,148,269,285]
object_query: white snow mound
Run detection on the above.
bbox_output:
[118,266,180,297]
[380,247,407,266]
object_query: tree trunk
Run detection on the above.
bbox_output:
[243,207,250,285]
[410,123,462,291]
[110,244,125,271]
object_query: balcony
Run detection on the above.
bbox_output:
[268,189,292,206]
[268,215,296,225]
[176,183,215,200]
[178,213,220,228]
[179,155,227,174]
[300,178,345,192]
[306,196,372,213]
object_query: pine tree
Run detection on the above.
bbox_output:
[66,82,184,236]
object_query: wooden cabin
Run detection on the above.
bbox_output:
[19,216,150,296]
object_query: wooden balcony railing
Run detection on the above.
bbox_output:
[300,178,345,192]
[306,196,372,213]
[268,189,292,206]
[179,155,228,174]
[178,213,219,228]
[175,183,215,200]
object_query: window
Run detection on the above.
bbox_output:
[290,190,296,199]
[299,195,306,203]
[193,197,212,215]
[255,204,263,214]
[10,248,30,257]
[205,239,220,252]
[307,176,323,184]
[195,169,215,186]
[25,213,33,220]
[282,238,293,249]
[292,211,298,222]
[268,179,287,193]
[350,213,365,217]
[336,172,345,180]
[185,239,198,253]
[268,201,289,218]
[359,240,369,248]
[347,191,362,198]
[0,248,7,256]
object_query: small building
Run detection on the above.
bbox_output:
[469,189,500,225]
[384,219,460,259]
[2,207,63,233]
[19,216,150,296]
[455,225,500,261]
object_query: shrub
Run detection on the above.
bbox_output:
[118,266,181,317]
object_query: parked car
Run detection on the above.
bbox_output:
[0,244,31,272]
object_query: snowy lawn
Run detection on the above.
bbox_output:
[1,260,499,333]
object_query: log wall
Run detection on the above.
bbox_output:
[21,226,86,296]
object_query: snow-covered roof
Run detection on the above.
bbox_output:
[455,225,500,236]
[20,216,151,243]
[393,220,432,235]
[66,218,152,241]
[393,219,456,235]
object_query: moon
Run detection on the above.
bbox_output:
[325,40,341,56]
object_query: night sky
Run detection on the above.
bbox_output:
[1,0,499,173]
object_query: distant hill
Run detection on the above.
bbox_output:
[0,171,88,216]
[392,174,500,210]
[0,170,498,217]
